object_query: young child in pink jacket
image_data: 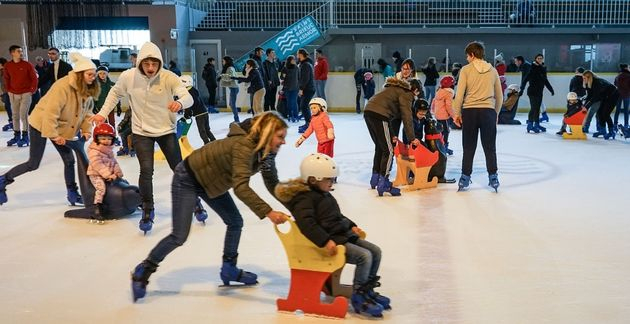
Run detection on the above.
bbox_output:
[295,98,335,157]
[87,123,123,223]
[432,76,456,155]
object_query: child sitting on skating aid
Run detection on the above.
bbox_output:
[556,92,584,135]
[295,98,335,157]
[274,153,390,318]
[87,123,123,223]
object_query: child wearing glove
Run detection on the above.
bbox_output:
[295,98,335,157]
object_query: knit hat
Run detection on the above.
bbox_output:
[97,65,109,73]
[69,52,96,72]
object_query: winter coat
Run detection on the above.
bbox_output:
[302,111,334,144]
[565,100,584,117]
[184,122,273,219]
[585,77,618,107]
[354,68,372,85]
[29,72,94,140]
[41,59,72,88]
[521,63,554,97]
[503,90,519,111]
[298,57,315,92]
[495,63,507,76]
[2,59,37,94]
[220,66,239,88]
[234,68,264,94]
[202,63,217,87]
[314,56,329,81]
[570,75,586,98]
[87,141,123,179]
[432,87,455,120]
[380,64,395,78]
[362,79,376,99]
[97,42,193,137]
[614,70,630,99]
[364,77,417,142]
[262,59,281,88]
[452,59,503,116]
[184,86,207,117]
[252,55,265,81]
[275,179,358,247]
[95,76,115,110]
[280,64,299,91]
[518,61,532,83]
[421,64,440,86]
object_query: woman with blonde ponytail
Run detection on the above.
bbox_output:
[130,111,291,302]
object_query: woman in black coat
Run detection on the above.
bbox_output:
[582,70,620,139]
[519,54,554,133]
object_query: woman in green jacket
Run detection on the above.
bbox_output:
[131,111,290,302]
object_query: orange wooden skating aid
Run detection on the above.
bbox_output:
[563,108,588,140]
[392,139,439,190]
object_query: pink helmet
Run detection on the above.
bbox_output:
[440,75,455,88]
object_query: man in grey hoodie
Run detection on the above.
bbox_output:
[452,41,503,192]
[92,41,193,232]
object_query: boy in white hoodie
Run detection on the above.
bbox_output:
[91,41,193,233]
[452,41,503,192]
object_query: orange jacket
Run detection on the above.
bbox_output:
[302,112,334,143]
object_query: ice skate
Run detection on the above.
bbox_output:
[376,176,401,197]
[139,208,155,234]
[67,187,83,206]
[488,173,500,193]
[131,260,158,302]
[6,131,20,146]
[194,198,208,224]
[351,287,384,318]
[366,276,391,310]
[220,256,258,286]
[2,122,12,132]
[540,112,549,123]
[526,121,539,134]
[17,131,29,147]
[0,175,8,205]
[90,203,106,224]
[369,173,379,189]
[457,174,471,192]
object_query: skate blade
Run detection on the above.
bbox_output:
[89,219,106,225]
[218,281,259,288]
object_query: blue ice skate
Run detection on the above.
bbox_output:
[376,176,401,197]
[369,173,379,189]
[0,175,8,205]
[139,208,155,234]
[351,288,384,317]
[488,173,500,193]
[131,261,157,302]
[457,174,471,192]
[194,198,208,224]
[67,187,83,206]
[367,276,391,310]
[220,261,258,286]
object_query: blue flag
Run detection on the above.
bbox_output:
[234,16,322,71]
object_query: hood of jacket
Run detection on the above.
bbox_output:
[226,121,248,138]
[137,42,163,72]
[384,76,411,90]
[275,179,311,203]
[470,59,493,74]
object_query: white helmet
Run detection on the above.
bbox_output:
[309,97,328,112]
[567,92,578,101]
[300,153,338,181]
[179,75,193,88]
[507,84,520,92]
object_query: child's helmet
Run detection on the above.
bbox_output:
[179,75,193,88]
[506,84,520,92]
[300,153,338,181]
[413,98,430,113]
[93,123,116,145]
[309,97,328,112]
[567,92,578,101]
[364,71,373,81]
[440,75,455,88]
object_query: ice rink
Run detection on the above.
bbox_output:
[1,111,629,323]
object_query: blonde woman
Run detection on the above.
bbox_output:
[0,53,98,206]
[582,70,620,138]
[131,112,291,302]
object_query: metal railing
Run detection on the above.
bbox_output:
[190,0,630,30]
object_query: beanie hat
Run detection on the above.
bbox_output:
[97,65,109,73]
[69,52,96,72]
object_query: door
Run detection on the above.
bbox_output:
[191,40,222,105]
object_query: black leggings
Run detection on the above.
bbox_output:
[365,115,394,177]
[596,91,620,133]
[527,94,543,122]
[461,109,498,176]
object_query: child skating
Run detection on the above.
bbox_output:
[275,153,390,318]
[432,76,456,155]
[87,123,123,223]
[295,98,335,157]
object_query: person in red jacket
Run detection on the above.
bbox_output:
[3,45,37,147]
[295,97,335,157]
[314,49,329,100]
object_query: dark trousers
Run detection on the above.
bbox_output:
[264,85,278,111]
[597,91,621,132]
[206,84,216,107]
[194,113,215,144]
[299,89,315,124]
[527,94,543,122]
[461,108,498,176]
[438,119,450,146]
[147,162,244,264]
[132,133,181,209]
[615,97,630,127]
[1,93,12,121]
[285,90,299,120]
[4,126,87,190]
[355,84,362,112]
[364,115,394,177]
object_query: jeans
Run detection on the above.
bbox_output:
[228,87,240,122]
[614,97,630,127]
[314,79,327,100]
[299,89,315,124]
[1,93,12,121]
[345,239,382,288]
[583,101,601,131]
[194,113,215,144]
[4,126,86,191]
[461,108,498,176]
[285,90,299,120]
[147,162,244,264]
[132,133,181,209]
[424,85,436,105]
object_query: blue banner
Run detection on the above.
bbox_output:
[234,16,322,71]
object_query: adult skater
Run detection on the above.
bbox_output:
[364,77,422,196]
[0,53,98,205]
[130,112,290,302]
[452,41,503,192]
[519,53,554,133]
[90,41,193,233]
[582,70,620,139]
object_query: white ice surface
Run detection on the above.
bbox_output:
[1,112,629,323]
